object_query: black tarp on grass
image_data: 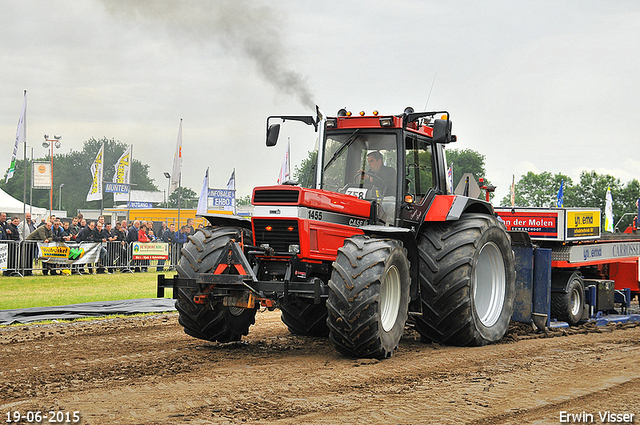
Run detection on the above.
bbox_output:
[0,298,177,325]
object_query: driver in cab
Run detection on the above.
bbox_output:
[359,151,396,197]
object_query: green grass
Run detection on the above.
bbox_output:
[0,270,176,310]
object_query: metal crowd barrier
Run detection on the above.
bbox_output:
[0,241,185,276]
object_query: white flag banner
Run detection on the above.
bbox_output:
[225,169,235,212]
[113,145,132,186]
[6,91,27,183]
[605,187,614,233]
[86,144,104,201]
[169,119,182,194]
[196,168,209,215]
[277,140,290,184]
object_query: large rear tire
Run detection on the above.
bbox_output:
[175,226,257,343]
[327,236,410,359]
[280,298,329,337]
[414,214,515,346]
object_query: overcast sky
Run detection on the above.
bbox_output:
[2,0,640,204]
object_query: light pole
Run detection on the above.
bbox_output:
[43,134,62,216]
[163,172,171,208]
[58,183,64,211]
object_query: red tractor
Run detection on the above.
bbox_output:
[159,107,516,359]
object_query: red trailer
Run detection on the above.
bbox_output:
[495,207,640,324]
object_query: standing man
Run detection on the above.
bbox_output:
[113,221,129,272]
[95,222,111,273]
[127,220,140,272]
[186,218,196,236]
[19,213,37,276]
[19,212,36,241]
[26,221,53,275]
[5,217,21,275]
[77,221,98,274]
[0,212,10,240]
[158,223,177,272]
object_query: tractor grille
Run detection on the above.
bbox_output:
[253,219,300,253]
[253,189,299,204]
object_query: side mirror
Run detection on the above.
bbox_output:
[432,119,451,144]
[266,124,280,147]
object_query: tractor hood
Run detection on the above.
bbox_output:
[252,185,371,220]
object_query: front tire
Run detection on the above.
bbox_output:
[175,226,257,343]
[280,298,329,337]
[327,236,410,359]
[414,214,515,346]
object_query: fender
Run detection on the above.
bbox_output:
[201,213,252,231]
[423,195,494,222]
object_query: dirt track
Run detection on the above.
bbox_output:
[1,310,639,424]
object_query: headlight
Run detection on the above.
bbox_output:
[288,244,300,254]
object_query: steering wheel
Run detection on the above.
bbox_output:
[353,170,388,197]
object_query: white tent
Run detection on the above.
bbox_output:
[0,188,47,217]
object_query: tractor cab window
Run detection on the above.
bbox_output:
[405,136,434,204]
[322,132,398,221]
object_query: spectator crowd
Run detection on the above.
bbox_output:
[0,213,199,276]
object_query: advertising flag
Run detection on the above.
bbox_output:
[277,139,290,184]
[604,187,614,232]
[510,174,515,207]
[227,169,235,190]
[6,91,26,183]
[225,169,236,213]
[556,180,564,208]
[196,168,209,216]
[169,119,182,194]
[447,165,453,194]
[86,144,104,201]
[113,145,132,187]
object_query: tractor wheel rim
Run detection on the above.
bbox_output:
[380,264,402,332]
[473,242,506,327]
[570,286,582,317]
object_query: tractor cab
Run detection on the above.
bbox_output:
[267,107,455,227]
[322,130,399,224]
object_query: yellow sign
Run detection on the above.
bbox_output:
[40,245,70,258]
[566,210,600,238]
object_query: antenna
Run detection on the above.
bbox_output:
[423,73,437,110]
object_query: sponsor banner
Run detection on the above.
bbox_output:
[37,242,102,264]
[568,241,640,263]
[566,210,600,238]
[105,182,130,194]
[128,201,153,209]
[32,162,52,189]
[0,244,7,270]
[208,189,234,198]
[497,211,559,238]
[209,188,235,210]
[132,242,168,260]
